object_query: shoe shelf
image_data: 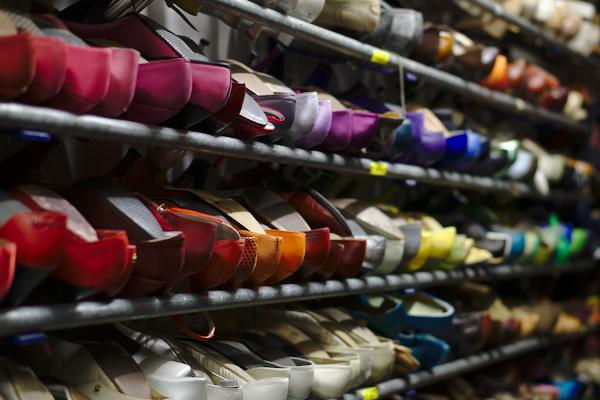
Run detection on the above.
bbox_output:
[0,260,593,338]
[188,0,588,134]
[0,103,586,201]
[448,0,599,68]
[340,324,599,400]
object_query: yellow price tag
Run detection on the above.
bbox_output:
[360,387,379,400]
[515,98,526,111]
[371,49,390,65]
[370,162,388,176]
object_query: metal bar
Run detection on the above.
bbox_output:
[0,103,581,200]
[0,260,593,337]
[189,0,587,133]
[343,328,597,400]
[452,0,598,67]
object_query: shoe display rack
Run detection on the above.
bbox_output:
[0,259,593,338]
[449,0,599,67]
[0,103,587,201]
[190,0,589,133]
[343,325,600,400]
[0,1,598,399]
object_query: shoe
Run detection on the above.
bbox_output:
[219,186,331,282]
[395,333,450,369]
[0,190,67,306]
[308,89,379,154]
[58,177,186,298]
[62,13,233,127]
[394,109,446,167]
[346,290,455,337]
[243,308,372,388]
[361,8,423,57]
[115,322,245,400]
[104,151,281,289]
[330,198,405,275]
[0,13,35,100]
[17,35,67,104]
[313,0,380,34]
[316,307,395,383]
[216,331,315,400]
[10,184,135,300]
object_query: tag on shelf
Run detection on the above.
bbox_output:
[371,49,390,65]
[360,386,379,400]
[369,162,388,176]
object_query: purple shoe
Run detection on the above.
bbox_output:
[295,99,332,149]
[341,110,380,154]
[314,109,353,152]
[252,93,296,143]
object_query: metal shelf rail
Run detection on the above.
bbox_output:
[341,326,598,400]
[0,103,583,200]
[450,0,598,67]
[189,0,587,133]
[0,260,593,338]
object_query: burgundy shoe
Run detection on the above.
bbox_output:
[88,47,140,118]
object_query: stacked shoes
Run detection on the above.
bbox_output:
[0,278,596,400]
[0,140,597,308]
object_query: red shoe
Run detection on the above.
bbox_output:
[0,30,36,100]
[17,35,67,105]
[0,190,67,306]
[9,184,135,300]
[58,177,186,298]
[0,239,16,303]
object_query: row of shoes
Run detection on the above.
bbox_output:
[459,0,600,56]
[0,5,592,180]
[407,329,600,399]
[164,0,590,121]
[0,279,596,400]
[0,136,596,307]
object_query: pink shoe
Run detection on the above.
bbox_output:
[42,43,112,113]
[125,58,192,124]
[88,47,140,118]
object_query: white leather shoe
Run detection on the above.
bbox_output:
[216,340,313,400]
[115,323,244,400]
